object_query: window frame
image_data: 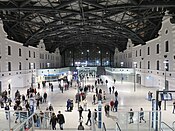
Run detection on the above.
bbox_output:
[8,62,11,71]
[8,46,11,55]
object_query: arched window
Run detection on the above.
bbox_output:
[8,62,11,71]
[156,60,159,70]
[8,46,11,55]
[19,62,22,70]
[140,61,142,68]
[29,63,31,69]
[148,61,150,69]
[33,52,35,58]
[0,44,1,55]
[156,44,159,54]
[19,48,22,56]
[140,49,141,56]
[29,51,31,57]
[165,41,169,52]
[147,47,150,55]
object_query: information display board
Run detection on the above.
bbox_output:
[160,93,172,101]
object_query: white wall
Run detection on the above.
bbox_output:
[114,12,175,89]
[0,21,61,92]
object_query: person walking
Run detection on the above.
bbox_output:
[114,99,118,112]
[173,101,175,114]
[50,113,57,130]
[129,108,134,124]
[104,104,110,116]
[109,87,112,94]
[36,99,40,110]
[139,108,146,123]
[51,84,53,92]
[86,109,91,126]
[114,91,118,100]
[103,91,106,100]
[43,92,47,103]
[5,104,9,120]
[92,94,96,104]
[94,109,97,122]
[158,100,162,110]
[78,122,84,130]
[66,99,71,111]
[110,99,114,111]
[114,79,116,84]
[95,87,98,96]
[57,111,65,130]
[105,80,108,85]
[49,104,54,111]
[112,86,115,93]
[78,106,84,120]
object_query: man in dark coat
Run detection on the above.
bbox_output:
[114,99,118,112]
[57,111,65,130]
[50,113,57,130]
[43,92,47,103]
[78,106,83,120]
[85,109,91,126]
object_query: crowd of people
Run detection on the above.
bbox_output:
[1,74,175,130]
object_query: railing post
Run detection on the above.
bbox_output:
[32,114,35,129]
[126,112,128,130]
[115,122,118,131]
[149,111,151,131]
[98,101,102,128]
[159,111,161,131]
[39,113,42,129]
[137,112,139,131]
[8,111,11,131]
[91,112,96,131]
[23,125,25,131]
[44,112,46,129]
[19,111,21,123]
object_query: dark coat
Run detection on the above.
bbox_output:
[43,93,47,99]
[50,116,57,126]
[87,110,91,118]
[57,114,65,124]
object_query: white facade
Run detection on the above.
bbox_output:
[114,12,175,89]
[114,39,134,68]
[0,22,61,92]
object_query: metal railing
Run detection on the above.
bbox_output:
[161,122,175,131]
[102,122,106,131]
[91,111,96,131]
[172,121,175,130]
[0,110,29,131]
[116,122,121,131]
[13,113,35,131]
[6,110,165,131]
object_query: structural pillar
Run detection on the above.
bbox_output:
[73,48,75,66]
[63,51,66,67]
[100,49,102,66]
[109,52,112,67]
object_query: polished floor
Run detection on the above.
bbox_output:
[0,75,175,131]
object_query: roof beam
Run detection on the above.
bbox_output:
[83,0,105,9]
[9,0,18,7]
[130,0,138,5]
[55,0,78,10]
[20,0,31,8]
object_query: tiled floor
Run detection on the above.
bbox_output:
[0,75,175,131]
